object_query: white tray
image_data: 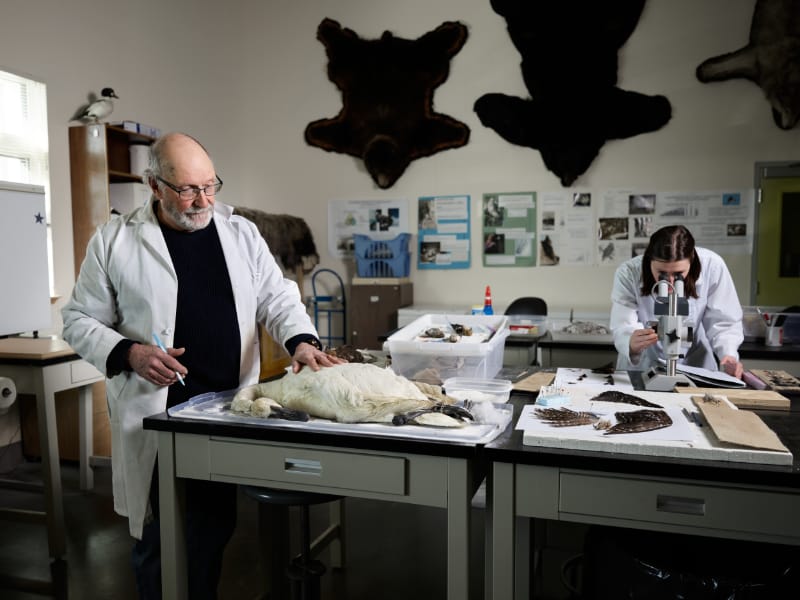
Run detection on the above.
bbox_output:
[168,390,512,445]
[518,389,792,465]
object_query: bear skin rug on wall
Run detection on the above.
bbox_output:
[696,0,800,130]
[474,0,672,187]
[304,18,470,189]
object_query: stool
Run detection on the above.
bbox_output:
[242,486,344,600]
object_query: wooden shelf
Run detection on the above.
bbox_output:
[69,123,155,274]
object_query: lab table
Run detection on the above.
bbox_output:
[484,393,800,600]
[0,336,103,562]
[143,412,486,600]
[535,335,800,374]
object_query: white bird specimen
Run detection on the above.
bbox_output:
[71,87,119,122]
[231,363,472,427]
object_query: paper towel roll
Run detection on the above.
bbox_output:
[0,376,16,415]
[130,144,150,177]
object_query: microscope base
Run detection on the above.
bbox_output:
[642,368,695,392]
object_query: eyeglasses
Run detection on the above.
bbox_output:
[156,175,223,201]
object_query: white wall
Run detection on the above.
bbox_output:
[2,0,797,324]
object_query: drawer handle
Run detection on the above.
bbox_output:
[656,494,705,516]
[284,458,322,475]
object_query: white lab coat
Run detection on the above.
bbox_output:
[62,198,317,539]
[610,247,743,373]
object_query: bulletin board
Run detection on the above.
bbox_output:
[417,194,471,269]
[482,191,537,267]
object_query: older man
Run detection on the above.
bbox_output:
[62,132,342,599]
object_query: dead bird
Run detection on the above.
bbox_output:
[325,344,365,362]
[232,363,473,427]
[421,327,445,339]
[589,390,663,408]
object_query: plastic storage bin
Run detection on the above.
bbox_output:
[386,314,510,383]
[443,378,512,403]
[354,233,411,278]
[506,315,548,336]
[354,233,411,259]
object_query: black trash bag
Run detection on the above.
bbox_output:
[582,526,800,599]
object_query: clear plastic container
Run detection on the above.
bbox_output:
[443,377,512,403]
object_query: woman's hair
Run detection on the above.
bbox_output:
[640,225,701,297]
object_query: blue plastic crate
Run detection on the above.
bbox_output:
[353,233,411,260]
[356,252,410,278]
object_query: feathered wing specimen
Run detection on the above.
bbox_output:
[601,409,672,434]
[589,390,663,408]
[696,0,800,130]
[231,363,472,427]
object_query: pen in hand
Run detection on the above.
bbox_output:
[152,333,185,386]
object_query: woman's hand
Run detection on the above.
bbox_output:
[719,355,744,379]
[629,327,658,356]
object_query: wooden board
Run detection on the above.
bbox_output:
[681,386,790,410]
[749,369,800,393]
[692,394,790,453]
[513,371,555,393]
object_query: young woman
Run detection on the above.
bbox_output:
[610,225,744,378]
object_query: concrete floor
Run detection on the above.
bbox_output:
[4,459,571,600]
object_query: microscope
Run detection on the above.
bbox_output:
[641,274,695,391]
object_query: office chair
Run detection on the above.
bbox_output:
[504,297,548,365]
[504,296,547,316]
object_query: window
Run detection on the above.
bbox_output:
[0,69,52,292]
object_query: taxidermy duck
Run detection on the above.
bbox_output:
[71,87,119,122]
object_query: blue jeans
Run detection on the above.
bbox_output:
[131,464,237,600]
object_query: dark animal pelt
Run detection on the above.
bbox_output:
[305,18,470,189]
[233,207,319,274]
[696,0,800,130]
[474,0,672,187]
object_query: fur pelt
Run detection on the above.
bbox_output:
[305,18,470,189]
[474,0,672,187]
[696,0,800,130]
[233,207,319,274]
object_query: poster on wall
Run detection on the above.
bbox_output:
[536,190,596,266]
[597,189,755,265]
[417,194,471,269]
[327,198,410,258]
[481,191,537,267]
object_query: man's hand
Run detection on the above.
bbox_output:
[128,343,187,386]
[719,355,744,379]
[291,342,346,373]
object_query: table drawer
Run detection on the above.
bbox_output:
[559,471,800,538]
[210,439,407,495]
[70,360,102,384]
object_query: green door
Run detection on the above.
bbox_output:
[755,172,800,305]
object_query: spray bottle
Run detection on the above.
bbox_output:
[483,285,494,315]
